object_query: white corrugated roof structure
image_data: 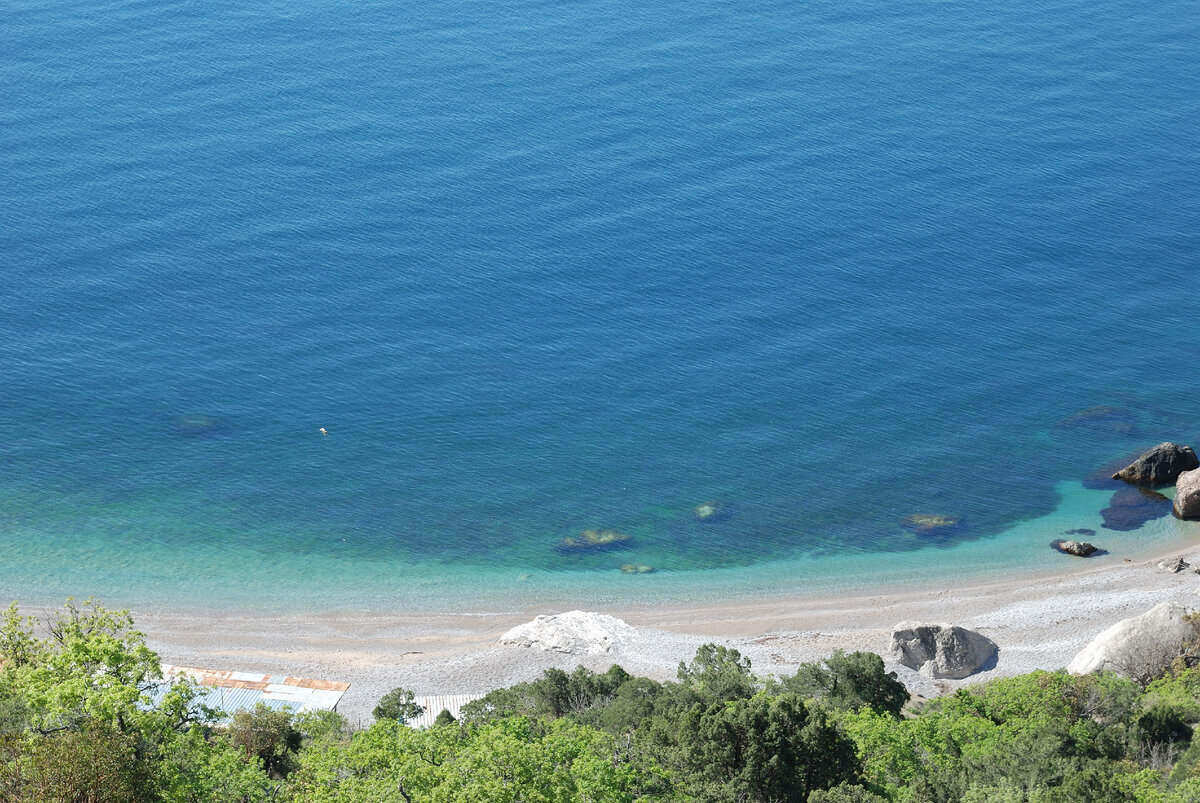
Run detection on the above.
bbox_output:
[144,664,350,719]
[408,694,483,729]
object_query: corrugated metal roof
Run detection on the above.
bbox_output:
[143,664,349,720]
[408,694,483,729]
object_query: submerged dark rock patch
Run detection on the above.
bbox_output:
[1100,486,1172,532]
[1056,405,1137,435]
[902,514,959,534]
[557,529,633,553]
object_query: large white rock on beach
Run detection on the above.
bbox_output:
[888,622,997,679]
[499,610,635,655]
[1067,602,1198,677]
[1175,469,1200,519]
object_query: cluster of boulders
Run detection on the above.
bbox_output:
[496,599,1200,694]
[1110,442,1199,520]
[1056,441,1200,554]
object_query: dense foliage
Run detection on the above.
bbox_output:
[8,600,1200,801]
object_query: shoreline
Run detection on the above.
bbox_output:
[133,529,1200,724]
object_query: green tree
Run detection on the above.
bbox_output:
[0,599,274,802]
[286,715,638,802]
[808,782,888,803]
[644,692,859,803]
[783,650,909,716]
[373,686,424,724]
[676,643,758,704]
[227,703,302,778]
[293,709,348,744]
[2,719,155,803]
[156,726,275,803]
[460,665,631,725]
[0,598,163,734]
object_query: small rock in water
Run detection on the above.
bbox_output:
[902,514,958,533]
[557,529,632,552]
[1064,528,1096,537]
[1054,540,1098,557]
[693,501,728,522]
[620,563,654,574]
[1159,557,1190,574]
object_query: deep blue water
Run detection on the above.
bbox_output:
[1,0,1199,609]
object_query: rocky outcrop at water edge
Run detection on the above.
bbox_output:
[1175,469,1200,520]
[1111,442,1198,487]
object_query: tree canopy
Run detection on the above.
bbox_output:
[8,600,1200,802]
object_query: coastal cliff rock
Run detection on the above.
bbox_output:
[1067,602,1198,677]
[1054,540,1098,557]
[888,622,997,679]
[1175,469,1200,519]
[1111,442,1198,487]
[499,611,635,655]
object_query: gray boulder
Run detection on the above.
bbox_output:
[1176,469,1200,520]
[1111,442,1198,487]
[1067,602,1198,679]
[888,622,998,679]
[1055,540,1098,557]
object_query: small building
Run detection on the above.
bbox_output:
[145,664,350,718]
[408,694,483,729]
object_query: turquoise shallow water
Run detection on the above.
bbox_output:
[2,481,1198,614]
[1,0,1198,613]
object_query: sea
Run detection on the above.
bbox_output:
[2,0,1198,615]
